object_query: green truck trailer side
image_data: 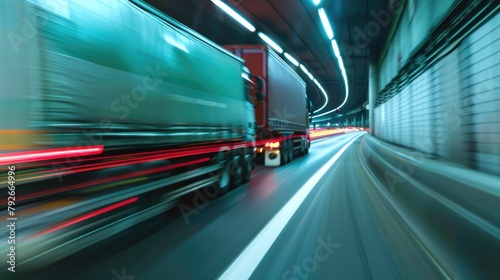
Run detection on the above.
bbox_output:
[0,0,255,150]
[0,1,257,268]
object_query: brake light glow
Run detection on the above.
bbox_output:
[265,142,280,148]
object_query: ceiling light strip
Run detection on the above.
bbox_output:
[211,0,256,32]
[318,8,334,39]
[213,0,331,115]
[312,6,350,118]
[258,32,283,53]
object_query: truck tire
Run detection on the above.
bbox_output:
[211,152,231,197]
[228,150,244,189]
[241,149,252,184]
[280,141,289,166]
[300,137,306,155]
[288,138,294,162]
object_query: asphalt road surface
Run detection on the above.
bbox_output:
[29,132,451,279]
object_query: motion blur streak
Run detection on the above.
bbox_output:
[16,157,210,203]
[7,138,293,181]
[310,127,366,140]
[22,141,242,170]
[26,142,246,179]
[219,133,366,279]
[82,177,148,194]
[34,197,139,238]
[0,145,104,165]
[310,129,345,139]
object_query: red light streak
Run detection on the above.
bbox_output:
[35,197,138,237]
[28,142,259,179]
[13,140,295,183]
[0,145,104,165]
[16,157,210,203]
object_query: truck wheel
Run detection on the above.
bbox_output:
[280,141,289,166]
[241,150,252,184]
[228,150,243,189]
[300,137,306,155]
[214,163,230,197]
[288,138,294,162]
[211,153,231,197]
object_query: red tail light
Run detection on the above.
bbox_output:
[265,141,280,148]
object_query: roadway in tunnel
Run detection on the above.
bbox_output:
[249,135,447,280]
[32,132,448,279]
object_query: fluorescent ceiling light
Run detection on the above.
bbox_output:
[311,78,328,113]
[313,75,349,117]
[338,57,345,73]
[299,64,309,75]
[312,0,321,6]
[211,0,256,32]
[318,8,334,40]
[313,51,351,116]
[331,39,341,58]
[258,32,283,53]
[307,72,314,80]
[314,86,328,112]
[284,52,299,67]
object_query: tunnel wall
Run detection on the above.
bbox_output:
[373,1,500,176]
[378,0,457,88]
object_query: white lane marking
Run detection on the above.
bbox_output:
[219,132,366,279]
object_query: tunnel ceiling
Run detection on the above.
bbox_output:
[145,0,393,118]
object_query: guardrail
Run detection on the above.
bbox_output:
[360,134,500,278]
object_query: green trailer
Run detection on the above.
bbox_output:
[0,0,255,150]
[0,1,258,269]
